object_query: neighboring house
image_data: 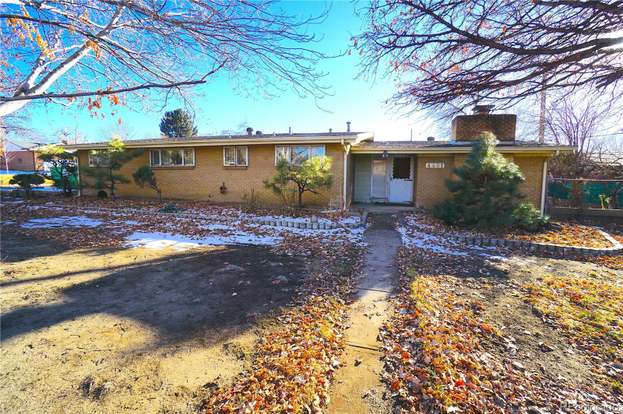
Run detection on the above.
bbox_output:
[63,108,573,212]
[1,140,43,172]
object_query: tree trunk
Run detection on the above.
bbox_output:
[298,190,303,208]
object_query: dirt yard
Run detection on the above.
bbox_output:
[0,232,306,413]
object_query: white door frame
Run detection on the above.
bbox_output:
[370,158,389,200]
[388,156,414,204]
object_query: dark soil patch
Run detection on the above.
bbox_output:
[0,232,307,413]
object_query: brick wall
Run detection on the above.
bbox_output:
[415,154,545,209]
[451,114,516,141]
[415,155,455,208]
[514,156,545,207]
[78,143,345,207]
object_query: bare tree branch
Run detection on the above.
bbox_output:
[355,0,623,113]
[1,0,330,116]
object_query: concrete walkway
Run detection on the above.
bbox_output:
[327,214,402,414]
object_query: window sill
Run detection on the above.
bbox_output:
[223,165,248,170]
[152,166,195,170]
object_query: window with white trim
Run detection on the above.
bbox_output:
[275,145,326,165]
[223,146,248,167]
[149,148,195,167]
[88,150,110,167]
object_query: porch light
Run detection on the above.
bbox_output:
[382,150,389,159]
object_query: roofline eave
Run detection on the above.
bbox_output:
[350,145,575,155]
[61,132,374,151]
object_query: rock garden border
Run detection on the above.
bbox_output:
[251,210,367,230]
[448,229,623,257]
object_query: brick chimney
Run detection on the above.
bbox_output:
[451,105,516,141]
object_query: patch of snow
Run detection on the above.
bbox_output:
[112,219,141,225]
[246,213,334,225]
[125,231,280,250]
[200,222,238,231]
[249,222,366,245]
[20,216,103,229]
[397,225,468,256]
[399,215,509,259]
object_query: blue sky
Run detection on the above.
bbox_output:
[20,1,439,144]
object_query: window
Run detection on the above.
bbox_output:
[275,145,325,165]
[223,146,248,167]
[392,157,411,179]
[425,162,445,169]
[88,150,110,167]
[149,148,195,167]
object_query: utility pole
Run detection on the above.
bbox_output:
[538,74,546,144]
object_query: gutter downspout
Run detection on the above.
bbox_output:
[540,159,548,215]
[76,151,82,197]
[342,141,350,210]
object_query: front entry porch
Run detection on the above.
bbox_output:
[352,154,416,205]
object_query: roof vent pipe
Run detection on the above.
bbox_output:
[329,128,333,134]
[427,136,435,142]
[346,121,351,132]
[246,127,253,136]
[288,126,292,135]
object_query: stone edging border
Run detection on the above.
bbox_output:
[446,229,623,257]
[251,213,366,230]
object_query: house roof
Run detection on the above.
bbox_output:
[56,131,574,156]
[350,140,574,155]
[61,131,373,150]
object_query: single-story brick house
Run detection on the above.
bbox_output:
[64,108,573,211]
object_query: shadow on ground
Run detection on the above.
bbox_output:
[1,231,79,262]
[1,239,305,346]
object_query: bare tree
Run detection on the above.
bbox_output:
[542,91,622,178]
[355,0,623,112]
[0,0,329,117]
[0,130,15,172]
[545,94,619,153]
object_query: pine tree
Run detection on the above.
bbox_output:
[133,165,162,201]
[84,136,143,198]
[37,144,78,196]
[159,109,198,138]
[433,132,546,230]
[264,156,333,208]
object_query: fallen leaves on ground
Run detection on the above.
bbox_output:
[523,270,623,393]
[381,246,623,413]
[584,225,623,270]
[1,199,361,249]
[201,241,363,413]
[414,210,614,248]
[2,198,366,413]
[381,250,532,413]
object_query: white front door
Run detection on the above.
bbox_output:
[389,157,414,203]
[371,159,388,200]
